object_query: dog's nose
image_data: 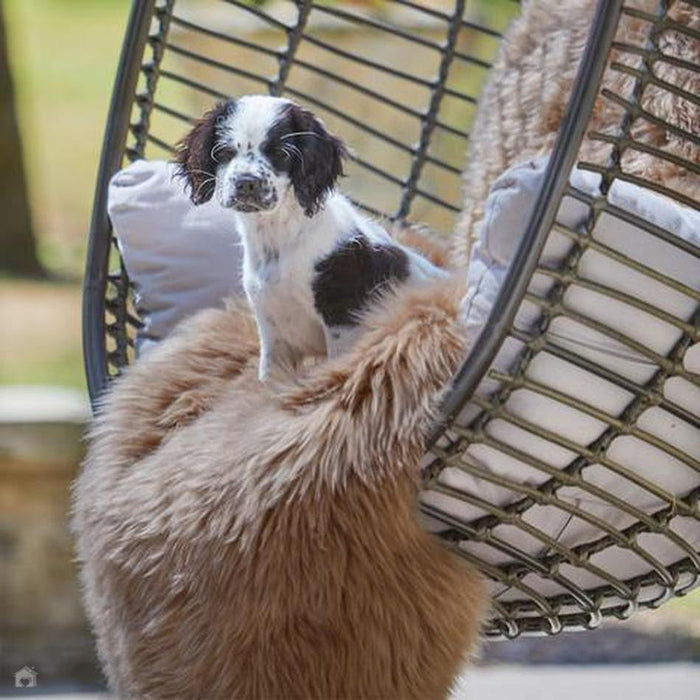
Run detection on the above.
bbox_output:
[235,174,263,199]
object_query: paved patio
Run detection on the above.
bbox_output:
[6,664,699,698]
[456,663,700,699]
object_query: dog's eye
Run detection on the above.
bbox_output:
[271,144,289,160]
[214,146,237,162]
[262,141,291,168]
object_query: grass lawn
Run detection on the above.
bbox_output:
[0,278,84,389]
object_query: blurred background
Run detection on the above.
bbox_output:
[0,0,698,696]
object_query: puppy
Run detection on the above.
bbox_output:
[176,95,445,380]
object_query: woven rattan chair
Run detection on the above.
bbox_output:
[83,0,699,639]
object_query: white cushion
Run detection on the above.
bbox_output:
[108,160,245,354]
[422,157,700,603]
[460,157,699,338]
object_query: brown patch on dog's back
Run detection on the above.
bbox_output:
[313,234,410,327]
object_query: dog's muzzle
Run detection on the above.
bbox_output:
[228,174,277,212]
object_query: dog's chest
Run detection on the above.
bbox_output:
[245,252,325,353]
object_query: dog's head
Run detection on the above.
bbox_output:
[175,95,347,217]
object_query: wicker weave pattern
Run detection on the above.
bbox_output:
[423,0,699,637]
[422,182,699,636]
[85,0,699,638]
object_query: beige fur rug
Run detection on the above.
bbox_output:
[452,0,699,268]
[72,279,487,699]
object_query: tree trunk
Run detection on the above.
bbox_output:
[0,2,44,276]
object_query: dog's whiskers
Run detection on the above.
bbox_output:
[280,131,323,140]
[282,143,305,171]
[232,198,264,211]
[193,176,216,200]
[210,141,230,161]
[188,168,216,178]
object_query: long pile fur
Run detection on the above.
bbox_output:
[72,279,487,699]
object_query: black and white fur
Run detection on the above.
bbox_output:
[176,95,444,381]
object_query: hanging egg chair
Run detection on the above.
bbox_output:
[83,0,700,638]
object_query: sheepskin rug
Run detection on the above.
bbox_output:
[72,280,488,699]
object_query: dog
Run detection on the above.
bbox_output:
[176,94,446,380]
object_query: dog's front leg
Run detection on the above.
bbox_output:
[257,318,303,381]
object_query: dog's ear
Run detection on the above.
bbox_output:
[286,105,348,217]
[175,100,235,205]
